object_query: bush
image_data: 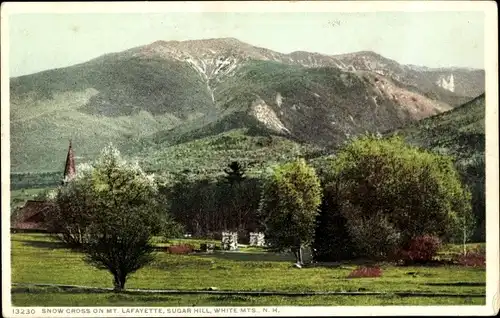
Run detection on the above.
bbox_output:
[344,209,402,260]
[456,252,485,267]
[398,235,441,265]
[167,244,195,255]
[347,266,383,278]
[455,246,485,267]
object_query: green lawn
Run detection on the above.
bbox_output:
[10,234,486,306]
[12,292,484,306]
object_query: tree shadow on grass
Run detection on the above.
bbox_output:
[196,251,294,263]
[18,239,70,250]
[11,286,109,294]
[308,259,382,269]
[424,282,485,287]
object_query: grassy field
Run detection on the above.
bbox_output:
[12,292,484,306]
[10,234,485,306]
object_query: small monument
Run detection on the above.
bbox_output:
[200,242,215,254]
[249,232,265,247]
[301,246,314,264]
[221,232,238,251]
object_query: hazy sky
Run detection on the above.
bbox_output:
[8,11,485,77]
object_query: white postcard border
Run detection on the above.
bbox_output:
[1,1,498,317]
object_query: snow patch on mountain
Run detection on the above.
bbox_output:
[435,74,455,92]
[276,93,283,107]
[186,58,208,79]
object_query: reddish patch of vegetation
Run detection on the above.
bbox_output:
[455,248,486,268]
[347,266,383,278]
[167,244,195,255]
[398,235,441,265]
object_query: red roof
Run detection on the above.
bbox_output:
[14,222,48,230]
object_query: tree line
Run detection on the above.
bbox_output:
[41,134,479,291]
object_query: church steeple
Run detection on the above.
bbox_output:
[62,140,76,184]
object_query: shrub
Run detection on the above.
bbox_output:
[398,235,441,264]
[347,266,383,278]
[455,246,485,267]
[456,252,485,267]
[167,244,195,255]
[344,210,402,260]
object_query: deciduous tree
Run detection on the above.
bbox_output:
[259,159,322,264]
[47,144,176,291]
[315,135,473,260]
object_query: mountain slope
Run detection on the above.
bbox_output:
[391,93,485,161]
[334,51,485,99]
[118,59,456,154]
[9,38,483,173]
[10,56,215,172]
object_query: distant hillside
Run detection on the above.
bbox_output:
[391,93,485,162]
[11,129,325,188]
[138,129,324,177]
[10,38,484,173]
[335,51,485,98]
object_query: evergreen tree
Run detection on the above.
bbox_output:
[224,161,246,184]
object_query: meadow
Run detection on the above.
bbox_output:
[11,233,486,306]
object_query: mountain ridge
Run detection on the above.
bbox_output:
[9,37,485,173]
[13,37,484,96]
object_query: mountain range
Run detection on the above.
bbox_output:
[9,37,485,174]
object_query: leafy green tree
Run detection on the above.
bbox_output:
[259,159,322,264]
[33,188,57,201]
[47,144,176,291]
[316,135,473,260]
